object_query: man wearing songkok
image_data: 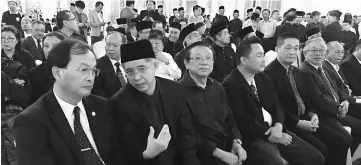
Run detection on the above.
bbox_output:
[322,10,344,43]
[136,20,153,40]
[265,33,353,165]
[209,23,237,83]
[245,8,253,21]
[295,11,306,43]
[342,19,358,55]
[14,39,125,165]
[110,40,200,165]
[323,41,361,155]
[163,22,183,57]
[299,37,354,164]
[223,36,325,165]
[92,32,127,98]
[213,6,229,26]
[174,23,202,74]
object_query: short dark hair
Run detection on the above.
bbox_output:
[219,6,224,10]
[193,5,201,12]
[201,7,205,13]
[251,13,260,21]
[75,1,85,9]
[272,10,279,15]
[126,0,134,7]
[32,20,45,26]
[178,7,184,12]
[132,8,138,13]
[234,10,239,14]
[173,8,177,12]
[42,31,67,43]
[148,29,165,42]
[56,10,71,29]
[235,36,262,65]
[183,41,215,62]
[152,20,163,28]
[46,18,49,21]
[95,1,104,7]
[285,12,297,22]
[276,32,300,47]
[1,25,22,51]
[262,9,270,13]
[256,6,262,10]
[48,39,92,70]
[311,11,321,18]
[195,22,205,30]
[158,5,163,9]
[306,13,311,16]
[70,3,75,7]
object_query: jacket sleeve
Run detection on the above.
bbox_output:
[2,71,29,107]
[221,86,242,140]
[13,113,56,165]
[92,71,110,98]
[340,64,361,96]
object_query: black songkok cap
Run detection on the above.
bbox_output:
[296,11,305,17]
[170,22,181,31]
[136,21,153,31]
[306,27,320,38]
[121,40,155,63]
[329,10,342,18]
[179,23,196,42]
[239,26,254,39]
[130,18,139,23]
[256,31,264,39]
[256,6,262,10]
[116,18,127,25]
[247,8,253,13]
[209,23,227,37]
[109,27,126,35]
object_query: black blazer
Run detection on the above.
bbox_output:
[92,56,123,98]
[322,22,344,43]
[45,23,52,33]
[126,34,135,43]
[222,69,285,146]
[110,77,199,165]
[265,59,315,128]
[340,55,361,96]
[21,36,44,61]
[13,91,125,165]
[27,63,54,105]
[299,61,348,119]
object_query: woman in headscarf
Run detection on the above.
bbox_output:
[322,10,344,43]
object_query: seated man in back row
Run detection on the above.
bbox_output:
[223,36,325,165]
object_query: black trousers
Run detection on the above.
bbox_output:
[339,114,361,155]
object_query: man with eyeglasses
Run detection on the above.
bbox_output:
[57,10,87,43]
[322,41,361,155]
[110,40,200,165]
[299,37,354,164]
[210,23,237,83]
[14,39,125,165]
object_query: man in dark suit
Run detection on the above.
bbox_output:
[274,12,298,38]
[45,19,53,33]
[323,41,361,154]
[110,40,200,165]
[341,40,361,96]
[299,37,354,157]
[265,33,352,165]
[22,20,45,64]
[213,6,229,26]
[223,36,324,165]
[27,32,66,105]
[126,22,137,43]
[14,39,125,165]
[92,32,127,98]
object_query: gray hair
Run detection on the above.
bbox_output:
[304,37,327,51]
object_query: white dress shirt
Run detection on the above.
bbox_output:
[32,36,42,48]
[109,58,127,82]
[188,15,204,25]
[155,52,182,81]
[355,54,361,64]
[53,90,104,163]
[24,32,32,38]
[242,19,253,29]
[97,11,104,31]
[247,78,273,126]
[257,19,277,38]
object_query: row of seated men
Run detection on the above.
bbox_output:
[11,18,361,165]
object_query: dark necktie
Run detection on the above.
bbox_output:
[37,39,42,51]
[250,84,259,102]
[287,68,306,116]
[318,67,339,102]
[114,62,127,86]
[73,106,103,165]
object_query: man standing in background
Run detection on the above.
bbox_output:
[2,0,23,37]
[257,9,277,52]
[188,5,204,25]
[120,0,135,20]
[88,1,106,45]
[72,1,88,38]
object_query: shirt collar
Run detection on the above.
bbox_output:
[9,10,18,15]
[180,71,213,88]
[354,53,361,64]
[53,89,86,120]
[306,60,322,70]
[109,57,121,66]
[325,59,339,71]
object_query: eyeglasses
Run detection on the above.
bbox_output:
[332,50,345,54]
[125,66,150,77]
[189,56,214,62]
[1,37,15,42]
[306,49,327,54]
[67,67,100,76]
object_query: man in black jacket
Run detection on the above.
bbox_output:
[213,6,229,26]
[110,40,200,165]
[223,36,324,165]
[265,33,352,165]
[22,20,45,64]
[340,40,361,96]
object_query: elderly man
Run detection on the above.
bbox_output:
[174,23,202,74]
[14,39,125,165]
[110,40,200,165]
[265,33,353,165]
[299,37,354,161]
[323,41,361,155]
[163,22,183,57]
[209,23,237,83]
[223,36,324,165]
[92,32,127,98]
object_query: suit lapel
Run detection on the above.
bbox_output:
[234,69,260,103]
[103,57,122,87]
[28,37,37,50]
[351,55,361,71]
[158,79,175,130]
[45,91,84,165]
[82,96,109,159]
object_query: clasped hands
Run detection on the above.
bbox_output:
[143,125,171,159]
[265,123,292,146]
